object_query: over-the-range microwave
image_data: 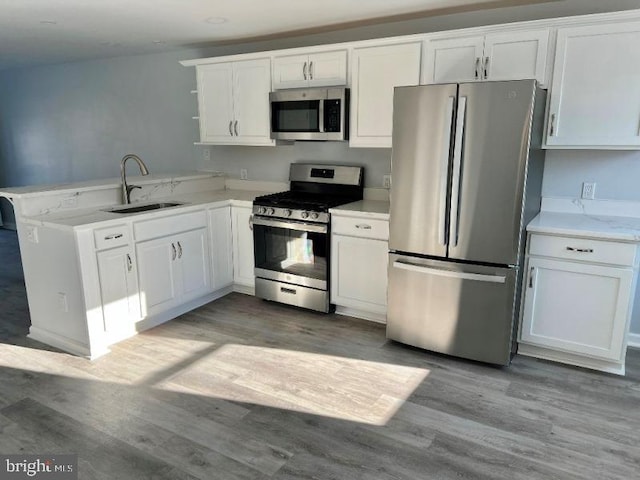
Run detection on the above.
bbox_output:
[269,87,349,141]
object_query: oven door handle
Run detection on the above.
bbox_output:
[252,216,328,233]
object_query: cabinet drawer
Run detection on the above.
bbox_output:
[332,216,389,240]
[528,234,637,266]
[94,225,130,251]
[134,210,207,242]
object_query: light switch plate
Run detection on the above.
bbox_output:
[383,175,392,189]
[240,169,248,180]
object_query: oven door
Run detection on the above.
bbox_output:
[253,216,329,290]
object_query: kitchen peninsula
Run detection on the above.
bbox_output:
[0,172,278,358]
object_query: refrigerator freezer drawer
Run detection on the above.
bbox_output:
[387,254,518,365]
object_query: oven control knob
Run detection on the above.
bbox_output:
[310,212,319,220]
[283,209,292,217]
[266,208,275,215]
[258,207,266,215]
[300,211,309,219]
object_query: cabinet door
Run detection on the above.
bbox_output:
[307,51,347,87]
[422,36,484,84]
[233,58,274,146]
[331,234,389,317]
[96,246,141,341]
[483,29,549,84]
[136,237,180,316]
[232,206,255,288]
[520,257,633,361]
[209,206,234,291]
[177,228,212,303]
[197,63,235,143]
[546,22,640,148]
[272,54,309,89]
[350,42,421,148]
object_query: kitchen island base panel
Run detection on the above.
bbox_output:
[518,343,625,376]
[28,326,108,360]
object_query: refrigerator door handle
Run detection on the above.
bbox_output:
[449,95,467,248]
[393,260,506,284]
[438,95,456,246]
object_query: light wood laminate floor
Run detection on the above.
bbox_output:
[0,228,639,479]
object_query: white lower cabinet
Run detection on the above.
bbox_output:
[518,233,639,374]
[232,205,255,290]
[208,205,234,291]
[137,227,211,317]
[330,212,389,322]
[96,245,141,343]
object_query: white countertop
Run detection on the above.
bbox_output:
[24,189,266,230]
[0,172,224,199]
[527,211,640,242]
[330,200,390,219]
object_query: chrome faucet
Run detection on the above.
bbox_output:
[120,154,150,204]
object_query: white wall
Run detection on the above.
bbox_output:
[543,150,640,201]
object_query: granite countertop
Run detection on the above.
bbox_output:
[527,211,640,242]
[24,189,266,230]
[330,200,390,219]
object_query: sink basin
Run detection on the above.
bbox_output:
[106,202,184,214]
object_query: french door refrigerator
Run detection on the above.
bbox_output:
[387,79,546,366]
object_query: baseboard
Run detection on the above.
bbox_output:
[28,326,104,359]
[628,333,640,349]
[335,305,387,324]
[517,343,625,376]
[233,283,255,296]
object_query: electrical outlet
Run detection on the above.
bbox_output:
[62,196,78,208]
[581,182,596,200]
[240,169,248,180]
[57,292,68,313]
[203,148,211,161]
[383,175,392,189]
[26,226,38,244]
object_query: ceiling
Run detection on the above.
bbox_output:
[0,0,554,70]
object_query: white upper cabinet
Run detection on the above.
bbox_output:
[272,50,347,89]
[423,36,485,83]
[196,58,274,146]
[423,29,549,85]
[350,42,422,148]
[545,22,640,149]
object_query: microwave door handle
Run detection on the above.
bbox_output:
[449,95,467,248]
[318,99,325,133]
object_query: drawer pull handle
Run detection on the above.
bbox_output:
[528,266,535,288]
[280,287,297,295]
[171,243,177,261]
[355,224,372,230]
[126,254,133,272]
[566,246,593,253]
[177,241,183,259]
[104,233,123,240]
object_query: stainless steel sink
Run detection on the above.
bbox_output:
[105,202,183,214]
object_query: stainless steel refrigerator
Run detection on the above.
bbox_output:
[387,79,546,366]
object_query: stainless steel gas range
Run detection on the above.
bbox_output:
[252,163,364,312]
